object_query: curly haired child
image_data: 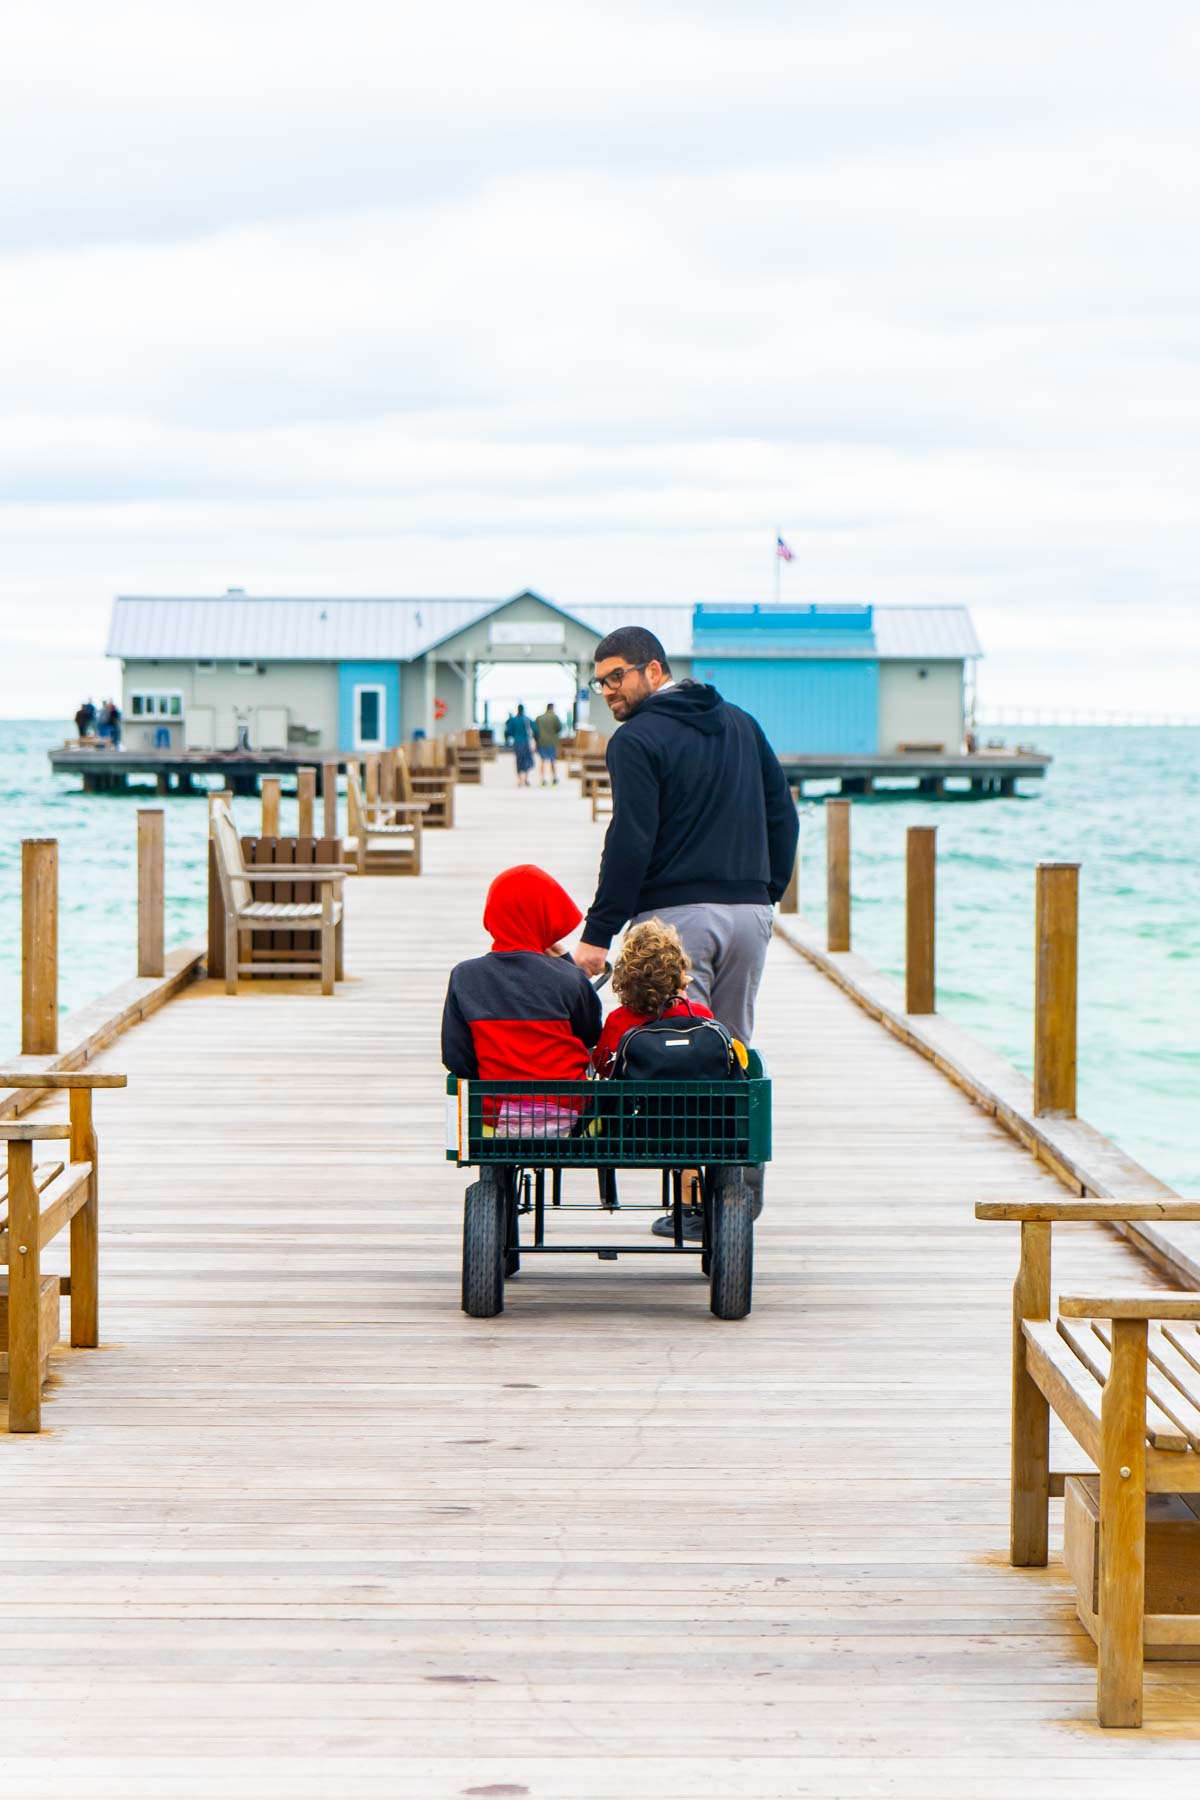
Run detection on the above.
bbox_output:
[591,917,714,1076]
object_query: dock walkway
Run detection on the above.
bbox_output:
[6,762,1200,1795]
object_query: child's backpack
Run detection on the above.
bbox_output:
[610,1003,746,1083]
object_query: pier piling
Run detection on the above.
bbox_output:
[905,825,937,1014]
[322,761,339,839]
[137,809,165,979]
[297,768,316,840]
[207,790,232,980]
[781,847,800,915]
[825,800,851,952]
[21,838,58,1055]
[261,777,281,838]
[1034,861,1079,1117]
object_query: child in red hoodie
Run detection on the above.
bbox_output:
[442,865,602,1134]
[592,917,714,1076]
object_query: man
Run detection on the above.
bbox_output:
[535,702,563,786]
[574,626,798,1235]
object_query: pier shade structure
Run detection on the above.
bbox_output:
[55,588,1045,799]
[6,757,1200,1786]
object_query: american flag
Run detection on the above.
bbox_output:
[776,535,794,562]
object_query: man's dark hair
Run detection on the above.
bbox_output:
[593,626,671,674]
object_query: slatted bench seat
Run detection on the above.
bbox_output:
[978,1195,1200,1727]
[1,1071,127,1433]
[210,798,350,994]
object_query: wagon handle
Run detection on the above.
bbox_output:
[591,962,613,993]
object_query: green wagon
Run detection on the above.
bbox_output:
[445,1057,772,1320]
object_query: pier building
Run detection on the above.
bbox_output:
[106,589,982,758]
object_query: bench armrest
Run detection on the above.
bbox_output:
[976,1199,1200,1222]
[0,1123,74,1141]
[242,867,352,884]
[1059,1293,1200,1320]
[0,1072,127,1089]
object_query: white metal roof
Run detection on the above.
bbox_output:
[108,595,982,663]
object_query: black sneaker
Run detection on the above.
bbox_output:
[651,1206,704,1241]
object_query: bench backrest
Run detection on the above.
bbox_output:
[345,765,366,839]
[210,799,252,913]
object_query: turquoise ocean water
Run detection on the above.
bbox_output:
[1,719,1197,1188]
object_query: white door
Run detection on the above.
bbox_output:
[255,706,289,750]
[354,684,386,750]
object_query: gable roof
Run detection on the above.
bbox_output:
[108,595,982,663]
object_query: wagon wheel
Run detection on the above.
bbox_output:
[708,1166,753,1321]
[462,1172,506,1317]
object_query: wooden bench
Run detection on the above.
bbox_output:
[405,742,456,828]
[210,798,349,994]
[345,766,422,876]
[0,1071,126,1432]
[978,1195,1200,1726]
[591,775,613,822]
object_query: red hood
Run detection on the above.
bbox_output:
[484,865,582,954]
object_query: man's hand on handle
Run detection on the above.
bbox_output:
[574,941,609,978]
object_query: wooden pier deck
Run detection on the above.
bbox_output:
[5,762,1200,1795]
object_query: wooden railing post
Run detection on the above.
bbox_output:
[22,838,58,1055]
[365,755,380,807]
[1034,861,1079,1117]
[380,748,396,805]
[297,767,316,839]
[905,825,936,1014]
[207,789,232,980]
[261,777,281,838]
[825,801,851,953]
[7,1139,42,1431]
[322,761,339,839]
[69,1087,99,1348]
[780,847,800,915]
[137,808,165,978]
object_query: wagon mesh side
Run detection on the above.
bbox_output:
[446,1073,771,1167]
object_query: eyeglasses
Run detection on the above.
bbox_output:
[589,661,649,695]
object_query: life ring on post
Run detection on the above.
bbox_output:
[433,698,447,722]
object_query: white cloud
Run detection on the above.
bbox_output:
[2,0,1199,716]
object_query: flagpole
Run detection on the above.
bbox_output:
[774,529,781,604]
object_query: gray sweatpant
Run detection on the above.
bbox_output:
[628,902,774,1210]
[628,901,774,1047]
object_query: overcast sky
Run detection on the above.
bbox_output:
[2,1,1199,717]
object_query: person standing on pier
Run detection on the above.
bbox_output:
[535,702,563,786]
[573,626,798,1234]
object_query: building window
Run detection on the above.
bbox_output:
[353,683,386,749]
[235,661,256,674]
[195,660,216,672]
[129,692,183,719]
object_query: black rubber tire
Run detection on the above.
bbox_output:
[709,1168,753,1320]
[462,1175,505,1317]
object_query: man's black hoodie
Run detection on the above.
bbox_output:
[582,681,799,949]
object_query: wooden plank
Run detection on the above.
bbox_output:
[1022,1319,1103,1464]
[1056,1315,1188,1452]
[905,825,936,1014]
[1061,1294,1200,1320]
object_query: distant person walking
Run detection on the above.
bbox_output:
[508,704,536,788]
[574,626,798,1234]
[74,700,94,739]
[535,703,563,785]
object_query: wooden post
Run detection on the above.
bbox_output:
[780,848,800,915]
[7,1139,42,1431]
[825,801,851,953]
[297,768,316,839]
[69,1087,99,1348]
[1010,1221,1050,1566]
[365,755,380,807]
[380,748,396,805]
[137,809,165,978]
[1034,861,1079,1117]
[21,838,58,1055]
[261,777,281,838]
[207,790,232,980]
[905,825,936,1014]
[1097,1319,1147,1727]
[322,761,339,839]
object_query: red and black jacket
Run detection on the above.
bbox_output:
[441,865,602,1083]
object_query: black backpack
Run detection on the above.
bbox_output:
[611,1003,745,1083]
